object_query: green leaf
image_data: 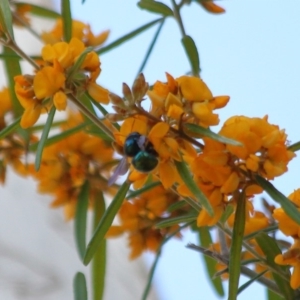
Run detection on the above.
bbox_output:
[167,199,187,212]
[30,122,88,151]
[137,0,173,17]
[288,141,300,152]
[137,19,165,75]
[0,0,14,39]
[127,181,161,199]
[181,35,200,76]
[198,226,225,296]
[74,181,89,261]
[238,270,268,295]
[77,93,114,142]
[155,213,197,228]
[2,47,23,116]
[268,289,285,300]
[85,93,120,131]
[83,181,131,265]
[85,94,109,117]
[73,272,88,300]
[92,192,106,300]
[67,47,93,80]
[219,204,234,224]
[15,3,60,19]
[35,106,56,171]
[174,160,213,216]
[183,197,202,212]
[142,221,192,300]
[228,191,246,300]
[185,123,243,146]
[255,175,300,226]
[0,116,21,140]
[243,224,278,241]
[97,18,163,55]
[255,233,295,300]
[61,0,72,42]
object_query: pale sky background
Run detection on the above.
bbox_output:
[59,1,300,299]
[0,1,299,300]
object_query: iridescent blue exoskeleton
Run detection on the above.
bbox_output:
[108,132,158,185]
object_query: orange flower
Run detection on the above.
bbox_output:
[273,189,300,238]
[41,19,110,48]
[219,115,295,179]
[32,112,114,220]
[15,38,109,128]
[147,73,230,128]
[107,186,181,259]
[275,239,300,289]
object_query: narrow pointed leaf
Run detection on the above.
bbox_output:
[185,123,243,146]
[97,18,163,55]
[167,200,187,212]
[61,0,72,42]
[0,116,21,140]
[268,289,285,300]
[183,197,202,212]
[2,47,23,116]
[243,224,278,241]
[228,191,246,300]
[127,181,161,199]
[92,192,106,300]
[175,160,213,216]
[181,35,200,76]
[84,92,121,131]
[255,175,300,226]
[142,250,161,300]
[238,270,267,295]
[0,0,14,39]
[288,141,300,152]
[15,3,60,18]
[255,233,295,300]
[155,213,197,228]
[67,47,93,80]
[73,272,88,300]
[74,181,89,261]
[77,93,114,142]
[83,181,131,265]
[219,204,234,224]
[137,18,165,75]
[85,92,110,117]
[142,222,192,300]
[198,226,225,296]
[30,122,88,151]
[35,106,56,171]
[138,0,173,17]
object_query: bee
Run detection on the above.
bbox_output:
[108,132,159,185]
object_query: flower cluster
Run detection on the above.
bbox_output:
[41,19,110,48]
[0,87,34,182]
[109,74,295,232]
[107,185,184,259]
[14,37,108,128]
[273,189,300,289]
[32,112,114,219]
[147,73,229,128]
[179,115,295,227]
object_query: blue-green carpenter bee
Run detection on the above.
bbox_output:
[108,132,158,185]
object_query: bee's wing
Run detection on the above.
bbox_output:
[137,135,147,150]
[108,157,129,186]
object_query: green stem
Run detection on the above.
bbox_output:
[68,93,115,141]
[171,0,186,37]
[3,38,40,69]
[219,224,289,282]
